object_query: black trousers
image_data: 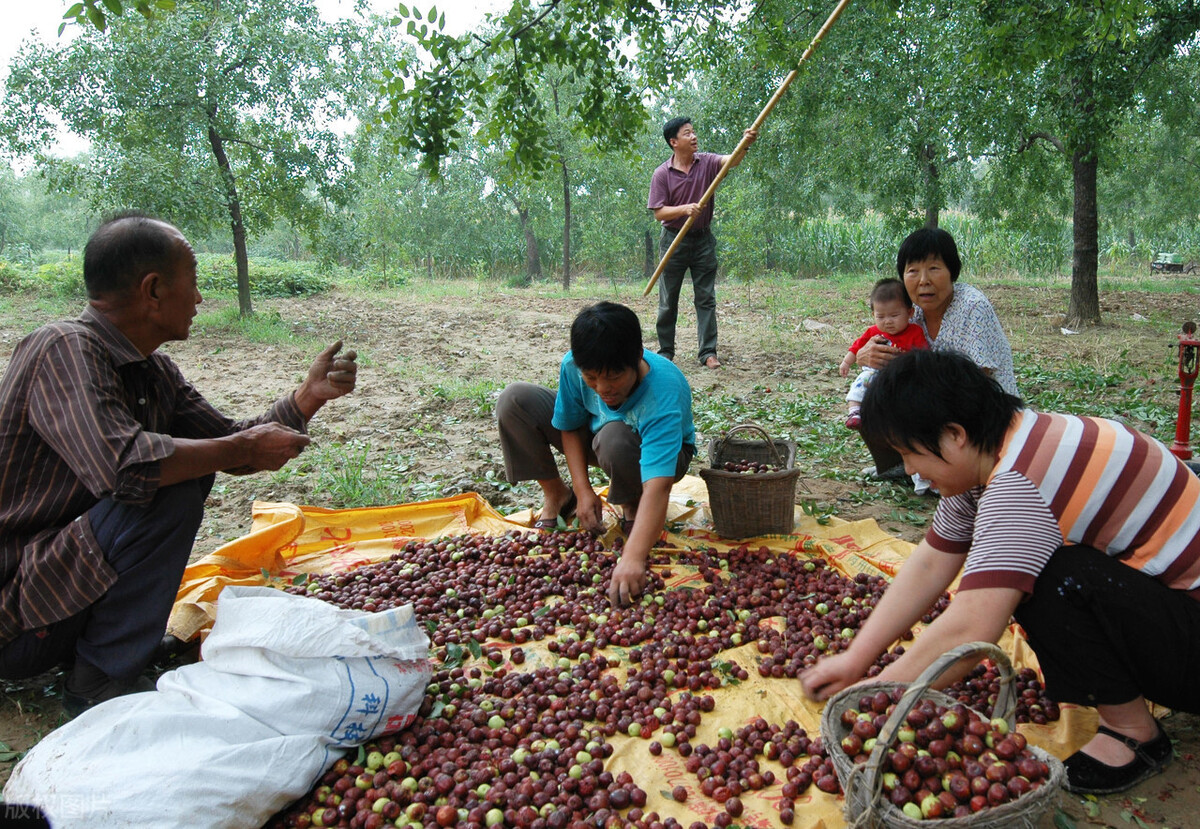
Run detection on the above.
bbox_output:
[0,475,212,682]
[1013,545,1200,714]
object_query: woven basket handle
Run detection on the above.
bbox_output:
[716,422,784,467]
[850,641,1019,820]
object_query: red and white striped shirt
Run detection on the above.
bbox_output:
[927,409,1200,599]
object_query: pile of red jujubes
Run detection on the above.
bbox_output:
[673,717,841,826]
[833,687,1054,821]
[267,530,1059,829]
[952,664,1061,726]
[721,459,783,474]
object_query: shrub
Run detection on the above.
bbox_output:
[345,266,412,290]
[196,256,331,298]
[4,244,38,266]
[33,261,86,299]
[0,261,25,294]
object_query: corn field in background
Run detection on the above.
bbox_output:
[5,211,1200,290]
[722,212,1200,282]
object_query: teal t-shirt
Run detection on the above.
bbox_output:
[551,349,695,482]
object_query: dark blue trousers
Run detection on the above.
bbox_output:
[0,475,211,682]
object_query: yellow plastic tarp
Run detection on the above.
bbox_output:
[170,475,1095,829]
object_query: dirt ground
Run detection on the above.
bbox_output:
[1,278,1198,827]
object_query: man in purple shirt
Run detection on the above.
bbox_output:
[646,117,756,369]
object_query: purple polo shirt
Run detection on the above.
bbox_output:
[647,152,724,231]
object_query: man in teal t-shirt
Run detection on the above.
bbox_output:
[496,302,696,605]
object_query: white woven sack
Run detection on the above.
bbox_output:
[3,586,430,829]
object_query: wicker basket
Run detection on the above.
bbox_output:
[820,642,1064,829]
[699,423,800,538]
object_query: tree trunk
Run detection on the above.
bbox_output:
[921,144,940,228]
[1067,145,1101,327]
[644,230,655,281]
[561,156,571,290]
[519,206,539,285]
[550,84,571,290]
[207,124,253,316]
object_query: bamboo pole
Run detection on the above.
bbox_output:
[643,0,854,297]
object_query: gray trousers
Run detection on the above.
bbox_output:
[657,227,718,364]
[496,382,693,507]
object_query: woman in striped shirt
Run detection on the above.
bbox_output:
[801,349,1200,795]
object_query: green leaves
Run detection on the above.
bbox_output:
[439,637,483,670]
[379,0,738,176]
[800,499,833,525]
[22,0,374,314]
[1052,806,1077,828]
[61,0,168,34]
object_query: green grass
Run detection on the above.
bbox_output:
[1017,360,1177,438]
[270,440,454,508]
[420,378,506,418]
[693,384,861,481]
[191,305,324,351]
[0,294,78,330]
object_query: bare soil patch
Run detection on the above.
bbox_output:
[2,277,1198,826]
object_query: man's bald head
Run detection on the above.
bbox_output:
[83,213,189,299]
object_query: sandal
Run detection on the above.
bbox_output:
[532,492,577,531]
[618,517,635,536]
[1063,723,1173,794]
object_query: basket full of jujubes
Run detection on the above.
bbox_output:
[699,422,801,538]
[821,641,1064,829]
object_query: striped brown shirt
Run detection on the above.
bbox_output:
[0,306,307,646]
[928,409,1200,599]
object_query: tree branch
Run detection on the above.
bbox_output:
[1017,131,1065,154]
[221,135,273,153]
[446,0,560,66]
[507,0,564,42]
[222,55,254,78]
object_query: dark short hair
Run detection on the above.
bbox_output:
[570,302,644,373]
[83,213,183,299]
[896,227,962,282]
[870,278,911,309]
[663,117,692,146]
[861,349,1023,458]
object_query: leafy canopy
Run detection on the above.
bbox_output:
[20,0,364,239]
[61,0,178,34]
